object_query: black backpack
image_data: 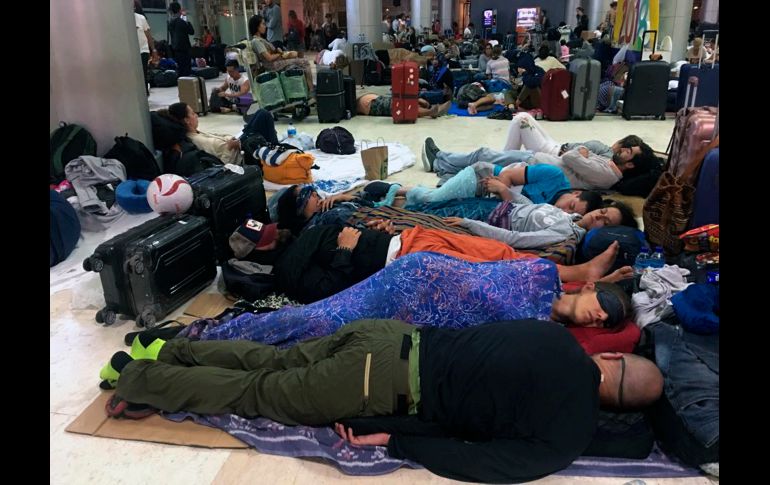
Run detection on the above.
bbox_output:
[163,140,223,177]
[103,135,161,181]
[221,260,276,301]
[316,126,356,155]
[50,122,97,184]
[150,111,187,151]
[546,27,561,41]
[578,226,647,272]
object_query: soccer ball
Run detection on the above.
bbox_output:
[146,174,194,214]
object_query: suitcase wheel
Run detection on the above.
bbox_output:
[130,259,145,275]
[84,256,104,273]
[292,104,310,121]
[137,309,157,328]
[197,195,211,210]
[96,308,116,326]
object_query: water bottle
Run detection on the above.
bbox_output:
[633,247,650,276]
[648,246,665,270]
[287,122,297,139]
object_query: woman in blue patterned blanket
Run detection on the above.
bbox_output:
[180,252,631,347]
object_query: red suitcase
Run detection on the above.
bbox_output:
[667,76,718,178]
[391,61,420,124]
[541,69,571,121]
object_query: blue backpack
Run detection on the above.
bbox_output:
[579,226,647,272]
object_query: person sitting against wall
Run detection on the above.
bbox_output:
[248,14,314,93]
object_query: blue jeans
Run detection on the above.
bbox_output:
[434,147,533,186]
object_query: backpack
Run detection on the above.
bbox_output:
[103,135,161,181]
[611,165,663,198]
[455,82,486,108]
[150,111,187,151]
[316,126,356,155]
[221,259,276,301]
[164,140,223,177]
[578,226,647,272]
[50,122,97,185]
[237,38,257,66]
[152,69,178,87]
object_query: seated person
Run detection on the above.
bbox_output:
[328,31,347,52]
[423,128,656,191]
[102,318,662,483]
[443,198,638,249]
[514,51,546,110]
[356,93,451,118]
[165,102,277,166]
[183,249,634,346]
[534,44,566,72]
[478,43,493,73]
[209,59,252,114]
[249,14,314,92]
[420,53,453,102]
[560,39,570,61]
[686,37,708,64]
[238,216,630,304]
[485,45,511,83]
[598,61,628,113]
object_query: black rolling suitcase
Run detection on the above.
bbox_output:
[622,31,669,120]
[316,69,346,123]
[125,215,216,327]
[343,75,357,118]
[84,215,216,327]
[188,165,268,263]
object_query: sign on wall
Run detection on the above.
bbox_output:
[614,0,659,50]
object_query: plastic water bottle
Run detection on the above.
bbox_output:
[633,247,650,276]
[287,122,297,139]
[648,246,666,270]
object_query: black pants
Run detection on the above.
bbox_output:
[175,49,192,77]
[140,52,150,95]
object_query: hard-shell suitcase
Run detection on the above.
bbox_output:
[667,75,718,178]
[689,147,719,229]
[622,61,669,120]
[316,69,345,123]
[187,165,268,263]
[84,216,177,325]
[676,31,719,110]
[178,76,209,115]
[124,215,217,327]
[569,57,601,120]
[391,61,420,124]
[343,75,357,118]
[541,69,571,121]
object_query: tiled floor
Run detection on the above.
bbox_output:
[51,74,717,484]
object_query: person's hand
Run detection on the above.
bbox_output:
[337,227,361,250]
[482,176,508,194]
[218,91,228,98]
[366,219,396,235]
[578,147,590,158]
[318,195,339,212]
[226,138,240,150]
[334,423,391,447]
[444,217,464,226]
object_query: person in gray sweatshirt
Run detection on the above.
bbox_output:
[445,199,638,249]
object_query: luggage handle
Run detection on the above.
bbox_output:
[641,30,657,57]
[361,138,386,150]
[697,30,718,69]
[685,76,699,109]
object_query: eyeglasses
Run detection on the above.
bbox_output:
[618,356,626,408]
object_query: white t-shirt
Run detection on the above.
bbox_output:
[135,13,151,54]
[486,57,511,81]
[226,75,249,96]
[328,38,347,51]
[321,49,345,66]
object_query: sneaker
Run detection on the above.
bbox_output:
[421,138,440,172]
[105,394,158,420]
[130,335,166,361]
[487,109,513,120]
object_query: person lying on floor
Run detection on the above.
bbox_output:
[444,198,637,249]
[101,318,662,483]
[398,159,601,215]
[231,218,631,304]
[314,48,349,69]
[422,131,656,191]
[164,102,278,166]
[356,93,451,118]
[209,60,252,114]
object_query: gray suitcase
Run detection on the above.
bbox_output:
[569,57,601,120]
[178,76,209,115]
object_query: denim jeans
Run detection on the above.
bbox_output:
[434,147,533,186]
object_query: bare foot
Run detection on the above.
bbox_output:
[467,103,477,115]
[429,105,440,118]
[436,101,451,117]
[583,241,620,282]
[598,266,634,283]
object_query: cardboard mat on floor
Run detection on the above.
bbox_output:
[66,292,249,449]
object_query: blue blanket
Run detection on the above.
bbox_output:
[447,102,505,117]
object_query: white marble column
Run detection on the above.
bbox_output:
[50,0,152,151]
[565,0,580,28]
[583,0,605,32]
[700,0,719,23]
[440,0,452,35]
[411,0,432,32]
[658,0,694,62]
[346,0,383,44]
